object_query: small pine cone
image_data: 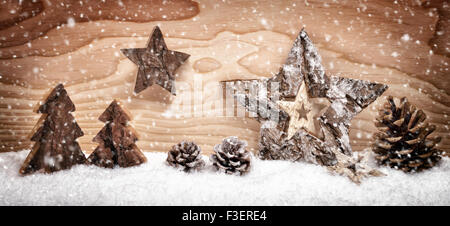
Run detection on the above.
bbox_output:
[372,96,442,172]
[167,141,205,172]
[211,136,251,175]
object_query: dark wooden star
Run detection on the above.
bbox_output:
[222,29,388,183]
[121,26,190,95]
[296,103,309,121]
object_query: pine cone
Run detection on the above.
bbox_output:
[166,141,205,172]
[211,136,251,175]
[372,96,442,172]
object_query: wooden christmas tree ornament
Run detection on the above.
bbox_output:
[87,99,146,168]
[121,26,190,95]
[20,84,87,175]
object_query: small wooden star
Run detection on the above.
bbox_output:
[121,26,190,95]
[277,81,330,139]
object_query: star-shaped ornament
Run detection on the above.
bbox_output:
[222,28,388,183]
[224,28,387,157]
[277,81,330,139]
[121,26,190,95]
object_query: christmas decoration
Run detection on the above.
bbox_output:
[19,84,87,175]
[276,80,330,140]
[121,26,190,95]
[222,28,388,183]
[3,149,450,205]
[372,96,442,172]
[166,141,205,172]
[210,136,251,175]
[87,100,146,168]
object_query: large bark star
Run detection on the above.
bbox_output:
[222,28,388,183]
[121,26,190,95]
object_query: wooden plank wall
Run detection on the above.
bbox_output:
[0,0,448,155]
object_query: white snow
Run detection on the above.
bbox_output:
[0,150,449,206]
[401,34,410,42]
[66,17,76,28]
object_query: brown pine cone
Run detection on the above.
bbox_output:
[211,136,251,175]
[166,141,205,172]
[372,96,442,172]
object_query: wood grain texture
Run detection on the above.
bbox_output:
[0,0,448,155]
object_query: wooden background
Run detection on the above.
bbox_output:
[0,0,448,155]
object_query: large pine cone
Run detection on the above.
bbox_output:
[211,136,251,175]
[372,96,442,172]
[167,141,205,172]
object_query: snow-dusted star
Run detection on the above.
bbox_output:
[277,80,330,140]
[221,28,388,184]
[121,26,190,95]
[222,28,388,158]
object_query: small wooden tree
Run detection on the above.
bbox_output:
[87,100,146,168]
[20,84,87,175]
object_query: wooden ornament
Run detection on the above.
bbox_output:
[222,29,388,183]
[276,80,330,140]
[121,26,190,95]
[87,100,147,168]
[20,84,87,175]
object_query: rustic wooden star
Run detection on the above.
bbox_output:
[121,26,190,95]
[222,28,388,183]
[277,80,330,139]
